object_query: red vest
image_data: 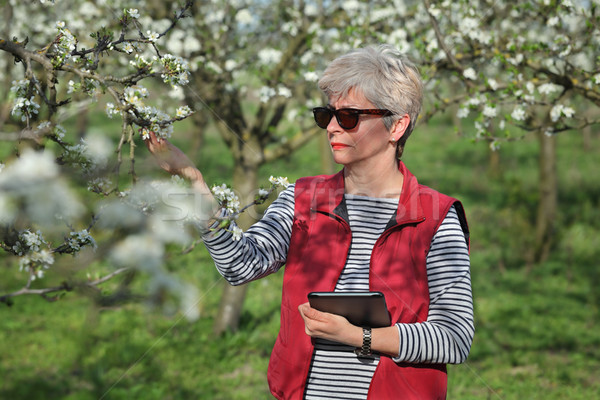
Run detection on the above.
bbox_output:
[267,162,468,400]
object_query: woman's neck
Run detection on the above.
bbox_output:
[343,161,404,198]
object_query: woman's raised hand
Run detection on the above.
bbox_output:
[143,131,218,212]
[144,131,202,183]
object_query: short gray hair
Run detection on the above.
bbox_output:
[318,45,423,158]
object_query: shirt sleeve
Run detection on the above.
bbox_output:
[394,205,474,364]
[201,184,295,286]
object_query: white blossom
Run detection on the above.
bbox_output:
[428,5,442,18]
[123,42,135,54]
[303,71,320,82]
[130,54,153,70]
[205,10,225,24]
[550,105,561,122]
[235,9,254,24]
[123,85,149,106]
[205,61,223,74]
[212,184,240,214]
[176,106,193,118]
[467,96,482,107]
[526,81,535,94]
[456,107,470,119]
[488,79,499,91]
[304,4,319,16]
[111,234,164,271]
[278,86,292,98]
[511,106,527,121]
[88,177,112,193]
[259,86,276,103]
[550,104,575,122]
[83,133,112,168]
[269,176,290,188]
[538,83,563,95]
[67,229,97,252]
[508,54,524,66]
[0,149,58,184]
[10,79,30,95]
[12,96,40,122]
[21,230,44,252]
[146,31,160,42]
[342,0,361,13]
[482,105,497,118]
[231,225,243,241]
[490,141,501,152]
[54,124,66,140]
[474,121,487,137]
[258,48,282,65]
[160,54,190,87]
[463,67,477,80]
[128,8,140,19]
[67,80,77,94]
[105,102,120,118]
[224,59,238,72]
[370,7,396,23]
[282,21,299,36]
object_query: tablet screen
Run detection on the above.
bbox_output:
[307,291,391,328]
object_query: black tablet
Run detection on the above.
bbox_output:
[307,291,391,328]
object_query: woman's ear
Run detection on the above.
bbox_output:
[390,114,410,142]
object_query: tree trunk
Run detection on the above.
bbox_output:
[320,134,336,175]
[488,143,501,179]
[532,130,558,265]
[76,106,89,140]
[582,124,591,152]
[213,162,258,334]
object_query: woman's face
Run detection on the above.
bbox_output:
[327,90,395,169]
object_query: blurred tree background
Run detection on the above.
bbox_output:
[1,0,599,398]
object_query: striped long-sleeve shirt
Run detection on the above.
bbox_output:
[203,185,474,399]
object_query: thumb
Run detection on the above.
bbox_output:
[298,303,324,321]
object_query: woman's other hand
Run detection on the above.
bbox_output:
[298,302,401,357]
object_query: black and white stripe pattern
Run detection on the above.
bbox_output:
[202,184,474,398]
[395,207,473,364]
[203,187,294,285]
[334,194,398,291]
[304,195,397,399]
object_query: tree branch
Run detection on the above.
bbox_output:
[422,0,472,89]
[264,126,321,163]
[0,267,132,306]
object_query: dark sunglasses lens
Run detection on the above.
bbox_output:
[337,110,358,129]
[313,108,332,128]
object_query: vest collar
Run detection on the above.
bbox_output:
[310,161,426,226]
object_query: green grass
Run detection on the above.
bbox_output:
[1,111,600,399]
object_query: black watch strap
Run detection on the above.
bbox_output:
[355,327,372,357]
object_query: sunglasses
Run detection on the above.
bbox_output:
[312,106,393,130]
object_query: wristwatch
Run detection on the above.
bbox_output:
[355,327,372,357]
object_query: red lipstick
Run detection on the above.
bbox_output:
[331,143,350,150]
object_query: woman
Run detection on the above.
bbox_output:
[146,45,473,400]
